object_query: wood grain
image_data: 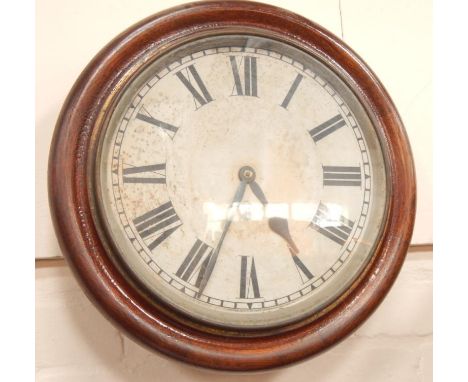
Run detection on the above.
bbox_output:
[48,0,416,371]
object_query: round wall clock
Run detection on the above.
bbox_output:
[49,0,416,371]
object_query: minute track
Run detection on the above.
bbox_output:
[106,39,376,318]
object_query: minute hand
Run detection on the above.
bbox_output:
[196,180,247,298]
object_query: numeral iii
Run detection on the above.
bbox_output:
[322,165,361,187]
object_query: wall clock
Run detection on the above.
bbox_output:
[49,0,416,371]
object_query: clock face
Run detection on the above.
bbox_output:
[96,35,388,329]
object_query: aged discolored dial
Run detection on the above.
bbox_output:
[96,35,387,329]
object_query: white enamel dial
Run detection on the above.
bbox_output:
[96,35,387,329]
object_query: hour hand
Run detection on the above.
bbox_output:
[249,180,269,205]
[196,167,254,298]
[268,217,300,255]
[269,216,314,281]
[249,180,299,255]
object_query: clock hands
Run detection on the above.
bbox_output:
[249,181,302,258]
[249,180,269,205]
[196,166,304,298]
[268,217,300,256]
[196,166,253,298]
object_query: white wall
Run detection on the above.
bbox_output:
[36,1,433,381]
[36,251,432,381]
[36,0,432,259]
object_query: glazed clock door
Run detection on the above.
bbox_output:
[96,35,387,329]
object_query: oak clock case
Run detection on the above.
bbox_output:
[49,1,416,371]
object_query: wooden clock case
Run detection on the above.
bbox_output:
[48,0,416,371]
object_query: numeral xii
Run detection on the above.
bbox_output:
[229,56,258,97]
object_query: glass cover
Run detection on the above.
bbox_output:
[96,35,387,329]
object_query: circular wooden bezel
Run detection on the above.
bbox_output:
[48,0,416,371]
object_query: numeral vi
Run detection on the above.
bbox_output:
[239,256,261,299]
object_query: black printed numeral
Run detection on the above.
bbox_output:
[239,256,261,299]
[322,165,362,187]
[229,56,258,97]
[176,239,213,287]
[310,202,354,246]
[291,255,314,282]
[176,64,213,109]
[136,106,178,138]
[133,201,181,251]
[123,163,166,184]
[280,73,303,109]
[309,114,346,142]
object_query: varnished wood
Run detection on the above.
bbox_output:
[48,0,416,371]
[407,243,432,252]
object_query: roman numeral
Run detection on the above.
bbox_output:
[133,201,181,251]
[123,163,166,184]
[176,64,213,109]
[322,165,362,187]
[291,255,314,282]
[136,106,178,138]
[175,239,213,287]
[309,114,346,142]
[310,202,354,246]
[280,73,303,109]
[239,256,261,299]
[229,56,258,97]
